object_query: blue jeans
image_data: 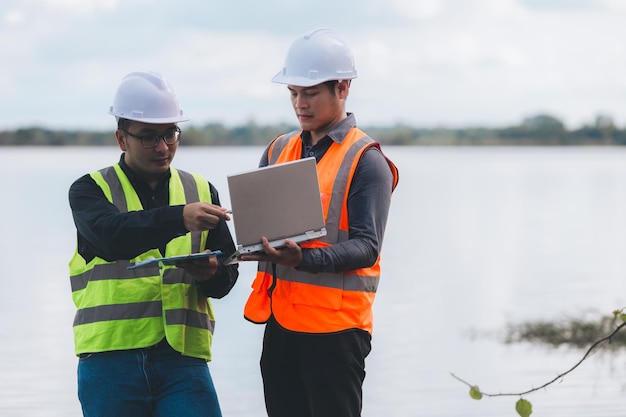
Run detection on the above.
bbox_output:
[77,340,222,417]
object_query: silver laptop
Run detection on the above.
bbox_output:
[223,157,327,265]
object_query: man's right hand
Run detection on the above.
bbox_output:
[183,202,231,232]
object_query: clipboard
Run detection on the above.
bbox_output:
[127,251,223,270]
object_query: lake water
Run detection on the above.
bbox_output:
[1,146,626,417]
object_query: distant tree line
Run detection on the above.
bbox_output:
[1,113,625,146]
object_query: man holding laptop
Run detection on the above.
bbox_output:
[240,28,399,417]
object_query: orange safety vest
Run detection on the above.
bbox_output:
[243,127,399,334]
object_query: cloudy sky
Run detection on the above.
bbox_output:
[1,0,625,131]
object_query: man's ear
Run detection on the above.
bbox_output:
[337,80,350,99]
[115,129,127,151]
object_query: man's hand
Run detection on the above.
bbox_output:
[174,250,219,281]
[183,202,230,232]
[239,237,303,268]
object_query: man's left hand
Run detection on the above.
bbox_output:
[175,250,219,281]
[239,237,302,268]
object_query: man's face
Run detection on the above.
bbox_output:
[115,121,179,185]
[287,81,347,140]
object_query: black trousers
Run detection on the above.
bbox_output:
[260,317,372,417]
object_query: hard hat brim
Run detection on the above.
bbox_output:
[108,111,191,124]
[271,71,356,87]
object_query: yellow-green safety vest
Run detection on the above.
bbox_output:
[69,164,216,360]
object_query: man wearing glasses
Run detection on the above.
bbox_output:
[68,71,238,417]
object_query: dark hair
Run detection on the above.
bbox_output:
[117,118,132,130]
[323,80,338,95]
[323,79,351,96]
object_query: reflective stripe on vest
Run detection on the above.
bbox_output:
[68,164,215,360]
[243,128,399,334]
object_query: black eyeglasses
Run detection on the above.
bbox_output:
[122,127,181,148]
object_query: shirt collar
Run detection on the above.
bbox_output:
[301,113,357,145]
[118,153,171,191]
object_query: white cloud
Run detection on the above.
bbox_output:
[601,0,626,10]
[389,0,445,20]
[4,9,25,25]
[40,0,119,15]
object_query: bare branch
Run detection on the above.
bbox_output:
[452,320,626,397]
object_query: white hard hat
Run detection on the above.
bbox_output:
[272,28,357,87]
[108,71,190,124]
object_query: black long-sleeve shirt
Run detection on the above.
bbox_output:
[68,154,238,299]
[259,113,395,273]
